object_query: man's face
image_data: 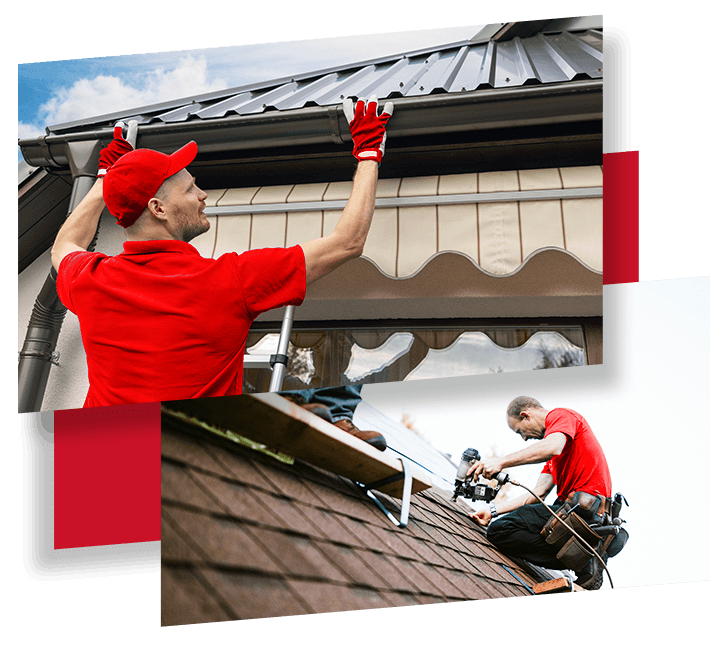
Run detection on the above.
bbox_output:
[507,409,546,441]
[161,169,210,242]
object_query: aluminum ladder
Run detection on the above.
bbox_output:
[242,305,296,392]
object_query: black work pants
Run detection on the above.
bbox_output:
[486,502,597,570]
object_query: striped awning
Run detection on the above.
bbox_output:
[196,165,603,282]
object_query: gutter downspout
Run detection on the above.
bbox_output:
[18,139,101,413]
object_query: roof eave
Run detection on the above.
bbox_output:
[19,79,602,170]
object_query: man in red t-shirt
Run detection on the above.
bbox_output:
[51,97,393,414]
[468,396,616,589]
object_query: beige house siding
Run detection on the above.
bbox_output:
[197,166,603,276]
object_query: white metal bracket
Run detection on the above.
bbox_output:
[358,458,412,528]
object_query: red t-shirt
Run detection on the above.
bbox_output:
[541,408,611,500]
[56,240,306,408]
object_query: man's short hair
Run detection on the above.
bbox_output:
[507,396,543,420]
[153,171,180,202]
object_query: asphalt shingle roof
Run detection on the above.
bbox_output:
[161,407,551,626]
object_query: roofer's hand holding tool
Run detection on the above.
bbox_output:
[343,95,394,163]
[468,456,506,482]
[97,120,138,177]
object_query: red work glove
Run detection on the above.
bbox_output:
[343,95,394,163]
[97,121,138,177]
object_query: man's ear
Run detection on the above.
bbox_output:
[147,197,168,221]
[520,410,530,420]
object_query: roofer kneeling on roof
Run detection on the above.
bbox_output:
[51,96,393,417]
[468,396,628,590]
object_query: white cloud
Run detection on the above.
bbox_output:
[17,122,45,139]
[35,55,227,128]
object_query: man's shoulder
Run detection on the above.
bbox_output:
[545,408,587,435]
[58,249,108,274]
[548,408,591,433]
[549,407,583,419]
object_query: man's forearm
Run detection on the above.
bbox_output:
[51,179,105,269]
[301,160,378,284]
[496,492,538,515]
[498,474,553,513]
[332,160,378,253]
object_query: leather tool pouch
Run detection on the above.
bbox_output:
[540,502,573,547]
[556,536,595,571]
[541,507,603,571]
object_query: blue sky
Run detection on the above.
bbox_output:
[18,24,481,157]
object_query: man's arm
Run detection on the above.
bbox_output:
[470,432,567,481]
[51,178,105,272]
[300,160,378,284]
[299,96,392,285]
[500,472,556,514]
[51,122,137,272]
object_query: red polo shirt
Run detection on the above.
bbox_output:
[56,240,306,408]
[541,408,611,500]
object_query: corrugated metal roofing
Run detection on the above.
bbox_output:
[46,23,601,134]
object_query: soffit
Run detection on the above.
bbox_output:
[18,168,72,272]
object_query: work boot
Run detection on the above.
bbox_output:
[300,403,333,422]
[278,392,387,451]
[334,418,387,452]
[279,393,334,422]
[575,553,607,590]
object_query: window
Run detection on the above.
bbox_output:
[243,323,586,393]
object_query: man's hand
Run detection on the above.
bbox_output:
[468,456,506,482]
[469,508,492,527]
[467,433,568,482]
[97,121,138,176]
[343,95,394,163]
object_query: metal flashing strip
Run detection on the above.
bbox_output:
[205,187,602,216]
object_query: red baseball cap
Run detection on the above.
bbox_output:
[103,141,198,228]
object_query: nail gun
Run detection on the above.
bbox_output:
[451,447,509,502]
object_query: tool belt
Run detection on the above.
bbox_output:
[566,491,612,523]
[540,492,612,571]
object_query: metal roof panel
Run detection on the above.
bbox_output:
[24,24,602,140]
